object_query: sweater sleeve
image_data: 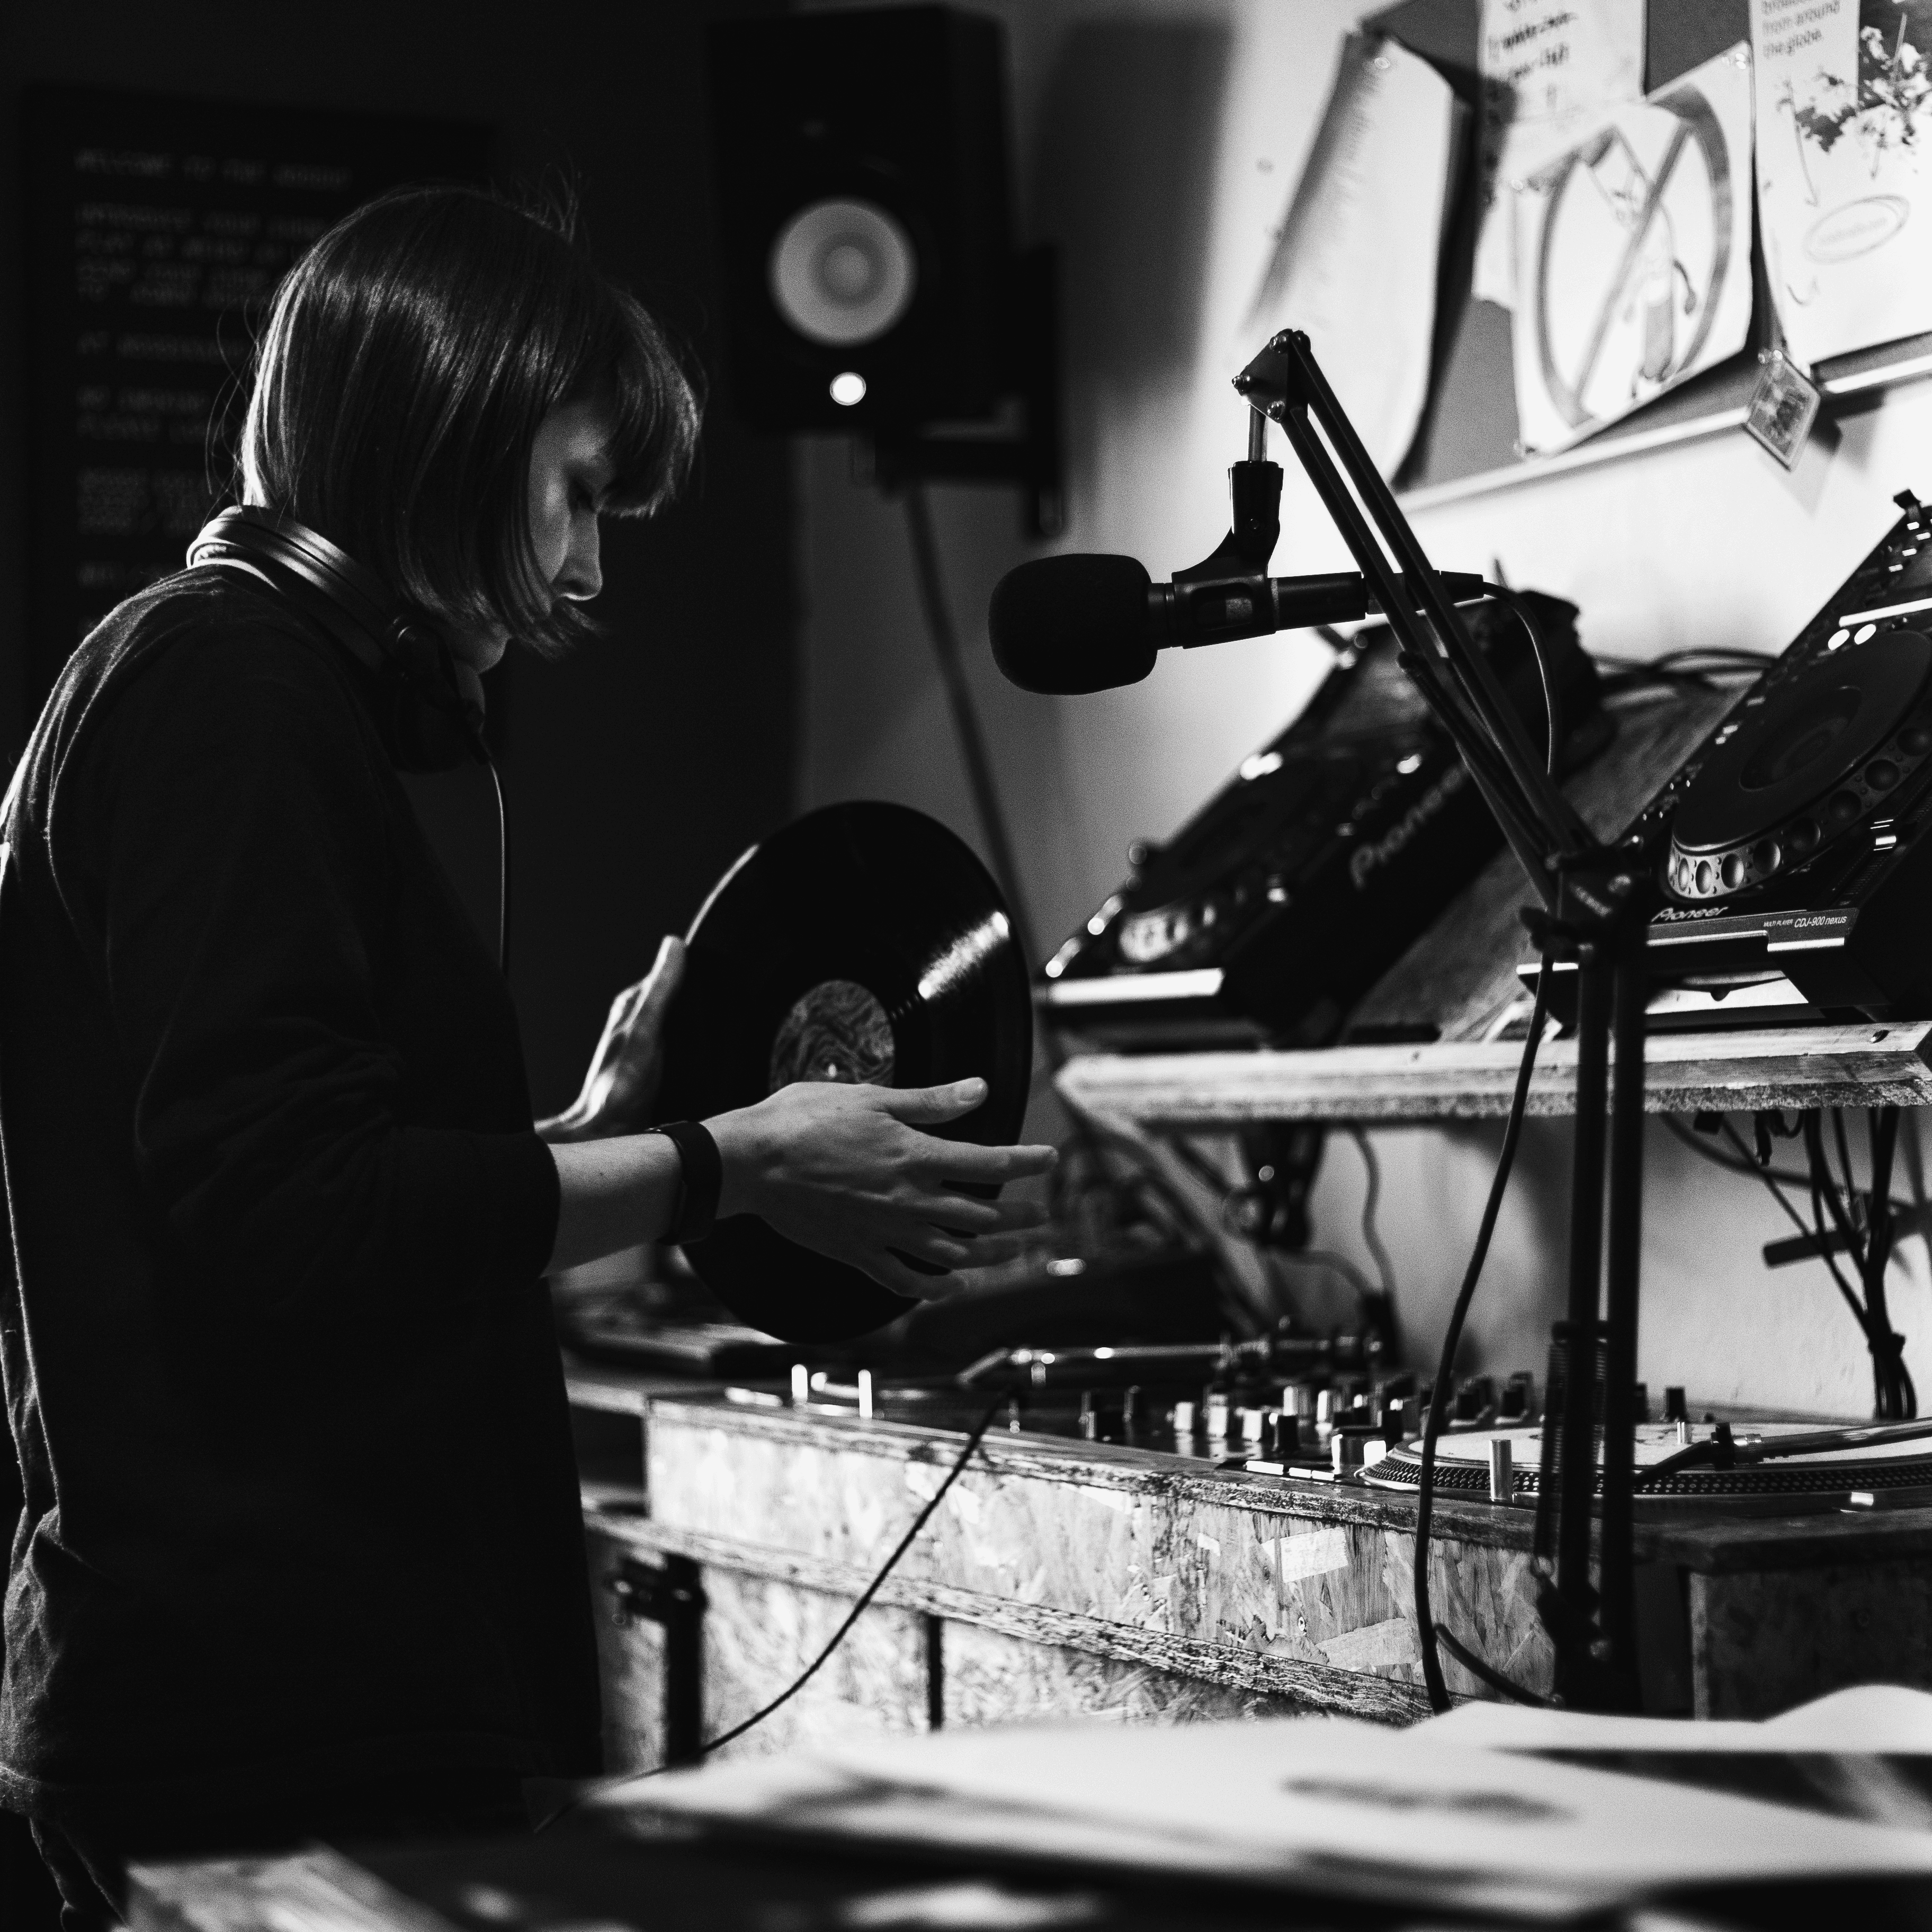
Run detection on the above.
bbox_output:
[73,620,559,1314]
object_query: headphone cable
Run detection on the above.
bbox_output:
[485,754,512,975]
[538,1381,1010,1832]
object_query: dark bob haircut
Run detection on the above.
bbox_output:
[240,186,701,655]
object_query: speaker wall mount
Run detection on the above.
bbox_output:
[707,6,1062,536]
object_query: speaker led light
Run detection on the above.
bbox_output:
[829,371,867,407]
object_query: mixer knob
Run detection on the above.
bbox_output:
[1498,1370,1537,1421]
[1079,1390,1125,1444]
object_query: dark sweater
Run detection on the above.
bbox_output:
[0,575,594,1817]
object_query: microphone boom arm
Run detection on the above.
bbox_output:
[1229,329,1658,1718]
[1234,330,1599,907]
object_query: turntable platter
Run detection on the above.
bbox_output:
[1368,1422,1932,1512]
[1674,630,1932,854]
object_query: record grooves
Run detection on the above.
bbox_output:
[655,802,1033,1343]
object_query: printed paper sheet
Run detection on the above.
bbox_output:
[1509,41,1757,453]
[1241,33,1461,480]
[608,1711,1932,1919]
[1751,0,1932,370]
[1474,0,1649,309]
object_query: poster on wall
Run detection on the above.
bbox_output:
[1472,0,1648,310]
[20,87,490,711]
[1508,42,1756,455]
[1241,34,1463,479]
[1750,0,1932,372]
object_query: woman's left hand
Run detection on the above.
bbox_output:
[540,935,686,1142]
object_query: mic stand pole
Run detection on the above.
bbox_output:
[1232,328,1651,1711]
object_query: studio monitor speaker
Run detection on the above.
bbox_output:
[705,6,1014,433]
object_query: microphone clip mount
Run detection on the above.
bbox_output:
[1165,413,1284,646]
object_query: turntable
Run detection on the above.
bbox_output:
[1367,1419,1932,1517]
[1535,489,1932,1024]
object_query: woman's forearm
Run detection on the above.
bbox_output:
[545,1133,685,1272]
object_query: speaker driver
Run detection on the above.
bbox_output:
[1666,628,1932,902]
[768,197,918,347]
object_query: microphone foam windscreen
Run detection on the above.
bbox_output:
[989,555,1157,694]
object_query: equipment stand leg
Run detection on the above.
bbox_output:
[1549,902,1648,1712]
[1594,909,1649,1709]
[1553,950,1610,1701]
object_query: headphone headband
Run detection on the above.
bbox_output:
[186,507,488,771]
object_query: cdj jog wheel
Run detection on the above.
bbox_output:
[654,801,1034,1342]
[1666,628,1932,902]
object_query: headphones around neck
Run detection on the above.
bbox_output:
[185,506,489,776]
[184,506,512,970]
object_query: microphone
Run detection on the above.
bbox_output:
[988,554,1488,695]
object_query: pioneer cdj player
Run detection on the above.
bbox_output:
[1528,489,1932,1025]
[1040,592,1606,1050]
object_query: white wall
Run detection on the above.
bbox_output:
[796,0,1932,1418]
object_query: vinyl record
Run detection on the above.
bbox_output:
[655,802,1034,1342]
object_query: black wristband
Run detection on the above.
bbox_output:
[652,1120,721,1246]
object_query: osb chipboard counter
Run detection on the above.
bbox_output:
[574,1379,1932,1772]
[1054,1021,1932,1130]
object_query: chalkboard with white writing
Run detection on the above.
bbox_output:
[21,87,489,705]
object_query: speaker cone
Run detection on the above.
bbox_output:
[768,196,918,347]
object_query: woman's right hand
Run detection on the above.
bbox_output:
[710,1077,1057,1299]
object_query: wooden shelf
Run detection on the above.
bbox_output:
[1056,1021,1932,1129]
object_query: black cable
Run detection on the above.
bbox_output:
[536,1385,1011,1832]
[1804,1148,1877,1348]
[1269,1246,1380,1313]
[1434,1624,1547,1706]
[1867,1110,1913,1416]
[1091,1127,1269,1331]
[1416,956,1551,1714]
[1712,1112,1896,1419]
[1661,1113,1829,1195]
[1591,649,1772,696]
[695,1388,1006,1757]
[1481,583,1559,774]
[1831,1107,1861,1232]
[485,754,511,975]
[1660,1111,1915,1213]
[1349,1127,1400,1310]
[1804,1113,1899,1416]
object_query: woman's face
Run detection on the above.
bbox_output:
[449,395,616,672]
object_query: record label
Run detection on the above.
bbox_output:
[769,980,896,1089]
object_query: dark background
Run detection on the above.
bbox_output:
[0,0,799,1120]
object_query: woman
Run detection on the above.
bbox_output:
[0,186,1052,1926]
